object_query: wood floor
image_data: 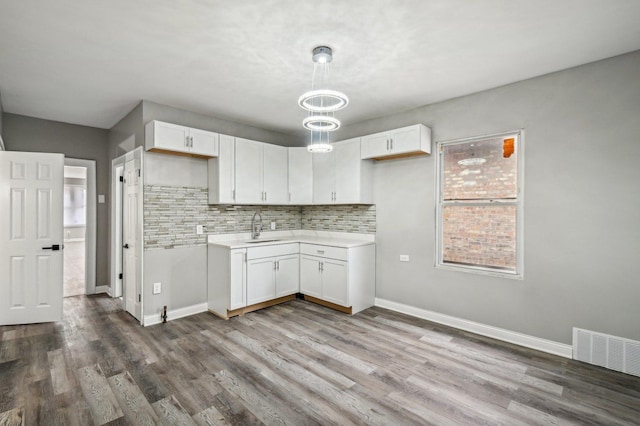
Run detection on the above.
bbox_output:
[1,295,639,425]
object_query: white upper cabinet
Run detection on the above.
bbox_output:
[288,147,313,204]
[235,138,288,205]
[208,134,235,204]
[145,120,219,158]
[360,124,431,160]
[313,138,373,204]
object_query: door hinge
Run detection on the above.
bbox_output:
[138,294,141,302]
[118,273,123,279]
[119,176,124,182]
[138,169,141,177]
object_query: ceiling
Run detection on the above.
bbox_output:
[1,0,639,137]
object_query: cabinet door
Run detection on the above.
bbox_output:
[312,151,335,204]
[361,132,390,159]
[334,138,361,203]
[300,255,322,298]
[246,258,276,305]
[152,122,190,152]
[321,259,349,307]
[262,144,289,204]
[235,138,264,204]
[275,254,299,297]
[189,128,219,157]
[229,249,246,310]
[288,147,313,204]
[390,126,419,154]
[208,134,235,204]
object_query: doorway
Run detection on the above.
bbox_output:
[63,158,97,297]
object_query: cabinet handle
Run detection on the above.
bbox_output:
[190,136,194,147]
[277,260,280,271]
[244,253,247,263]
[265,192,267,202]
[317,250,324,254]
[318,261,321,271]
[390,138,393,150]
[386,139,389,150]
[274,260,277,271]
[185,136,189,148]
[320,261,324,272]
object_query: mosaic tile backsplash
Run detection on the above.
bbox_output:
[144,185,376,249]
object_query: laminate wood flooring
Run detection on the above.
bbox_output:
[1,295,639,425]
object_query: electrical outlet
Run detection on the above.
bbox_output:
[153,282,161,294]
[399,255,410,262]
[270,221,276,230]
[196,225,204,235]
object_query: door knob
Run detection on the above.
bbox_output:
[42,244,63,251]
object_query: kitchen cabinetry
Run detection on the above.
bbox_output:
[288,147,313,204]
[312,138,373,204]
[235,138,288,204]
[360,124,431,160]
[246,243,299,305]
[208,246,246,318]
[299,243,375,314]
[145,120,219,158]
[208,134,235,204]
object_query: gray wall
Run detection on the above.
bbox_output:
[2,113,110,287]
[108,102,143,160]
[336,50,640,345]
[0,92,4,149]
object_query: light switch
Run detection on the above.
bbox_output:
[399,255,410,262]
[196,225,205,235]
[153,282,161,294]
[270,221,276,230]
[98,194,105,203]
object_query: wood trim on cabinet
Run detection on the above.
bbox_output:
[210,294,297,319]
[147,147,213,159]
[370,151,429,161]
[303,295,353,315]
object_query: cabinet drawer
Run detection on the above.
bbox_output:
[247,243,299,260]
[300,243,348,261]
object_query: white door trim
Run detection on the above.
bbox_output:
[64,158,97,295]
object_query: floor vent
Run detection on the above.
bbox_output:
[573,328,640,377]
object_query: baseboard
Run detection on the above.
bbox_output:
[374,298,573,359]
[94,285,110,294]
[143,302,208,327]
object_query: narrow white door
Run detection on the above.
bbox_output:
[288,148,313,204]
[390,126,420,154]
[246,257,276,305]
[189,128,219,157]
[312,152,335,204]
[275,254,299,297]
[299,255,322,298]
[334,139,361,204]
[153,121,190,152]
[0,152,64,325]
[234,138,263,204]
[262,144,288,204]
[321,259,349,307]
[229,249,246,310]
[123,158,141,320]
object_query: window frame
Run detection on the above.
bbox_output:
[435,129,525,279]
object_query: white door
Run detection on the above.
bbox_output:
[390,126,419,154]
[123,158,141,320]
[189,128,219,157]
[312,151,335,204]
[361,132,390,158]
[235,138,263,204]
[288,148,313,204]
[299,255,322,298]
[321,259,349,307]
[262,144,288,204]
[275,254,299,297]
[0,152,64,325]
[153,121,190,152]
[334,139,361,204]
[246,257,275,305]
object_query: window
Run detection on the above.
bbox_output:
[436,130,523,277]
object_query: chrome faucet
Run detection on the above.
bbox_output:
[251,212,263,240]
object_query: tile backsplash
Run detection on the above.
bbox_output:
[144,185,376,250]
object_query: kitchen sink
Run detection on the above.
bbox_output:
[245,239,281,244]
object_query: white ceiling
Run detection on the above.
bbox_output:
[1,0,639,137]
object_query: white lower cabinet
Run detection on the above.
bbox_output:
[299,243,375,314]
[208,246,247,318]
[246,243,299,306]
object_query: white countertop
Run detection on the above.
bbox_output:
[207,230,375,249]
